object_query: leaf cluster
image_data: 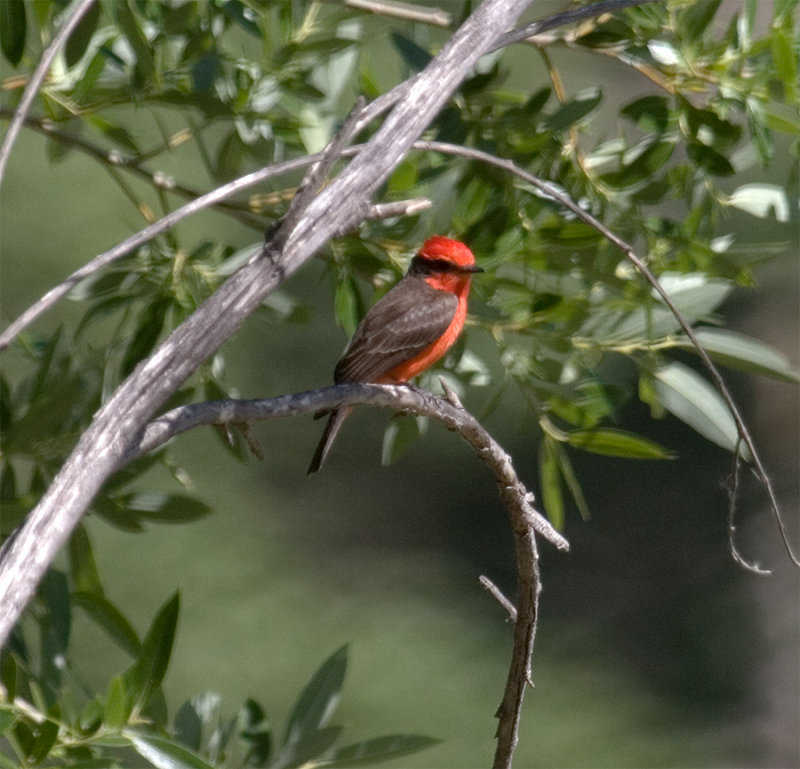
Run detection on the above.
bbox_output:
[0,569,437,768]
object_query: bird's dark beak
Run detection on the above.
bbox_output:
[463,264,485,273]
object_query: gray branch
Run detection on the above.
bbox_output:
[132,384,568,555]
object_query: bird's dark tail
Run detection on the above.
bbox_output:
[307,407,352,475]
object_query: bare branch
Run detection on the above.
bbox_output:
[0,0,97,186]
[131,383,569,552]
[343,0,452,26]
[480,575,518,623]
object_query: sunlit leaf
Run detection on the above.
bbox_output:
[129,733,217,769]
[566,428,675,460]
[652,362,750,458]
[727,184,792,222]
[281,646,347,751]
[674,328,800,382]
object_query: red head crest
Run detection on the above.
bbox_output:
[418,236,477,268]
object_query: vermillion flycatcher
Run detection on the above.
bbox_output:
[308,236,482,474]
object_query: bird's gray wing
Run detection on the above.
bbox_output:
[334,277,457,383]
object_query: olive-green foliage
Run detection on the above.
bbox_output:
[1,0,798,765]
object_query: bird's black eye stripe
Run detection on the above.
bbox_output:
[409,255,462,274]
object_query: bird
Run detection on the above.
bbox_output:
[308,236,483,474]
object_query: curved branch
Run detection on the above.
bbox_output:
[131,382,568,769]
[133,384,568,551]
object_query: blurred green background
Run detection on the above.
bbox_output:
[1,3,799,767]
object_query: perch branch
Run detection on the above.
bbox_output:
[131,384,568,554]
[131,382,567,769]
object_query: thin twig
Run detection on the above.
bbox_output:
[489,0,660,52]
[480,575,518,623]
[0,0,97,187]
[343,0,451,27]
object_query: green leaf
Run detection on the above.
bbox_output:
[123,492,212,524]
[221,0,262,37]
[584,273,734,344]
[334,277,359,336]
[121,297,170,378]
[566,428,675,460]
[0,0,26,66]
[174,700,203,752]
[771,27,798,102]
[69,523,104,595]
[73,591,142,657]
[539,437,565,530]
[552,439,590,520]
[545,88,602,131]
[125,592,181,713]
[128,733,218,769]
[275,726,343,769]
[65,1,101,68]
[387,159,418,194]
[281,646,348,751]
[620,95,669,133]
[652,362,751,458]
[381,416,421,466]
[41,570,71,667]
[680,0,722,42]
[601,139,675,188]
[113,0,157,87]
[390,32,432,72]
[0,654,17,702]
[674,328,800,382]
[105,676,129,729]
[762,103,800,134]
[0,708,17,734]
[317,734,441,767]
[686,142,735,176]
[29,719,59,763]
[238,698,272,766]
